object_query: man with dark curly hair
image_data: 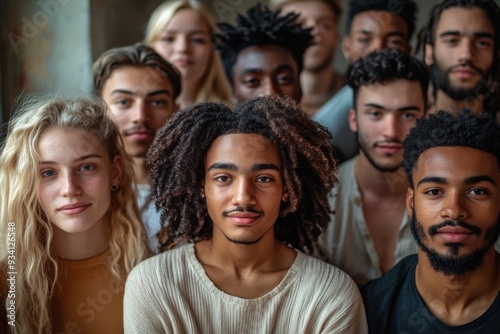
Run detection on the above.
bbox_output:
[123,96,368,333]
[213,4,313,103]
[419,0,500,116]
[313,0,418,163]
[361,109,500,333]
[320,48,428,285]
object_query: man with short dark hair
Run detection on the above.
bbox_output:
[320,49,428,285]
[124,96,368,333]
[93,44,181,251]
[361,109,500,333]
[420,0,500,116]
[313,0,418,162]
[213,4,313,104]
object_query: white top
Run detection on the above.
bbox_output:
[319,156,418,285]
[135,183,162,252]
[124,244,368,333]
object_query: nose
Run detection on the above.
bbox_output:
[368,38,384,53]
[174,36,189,53]
[232,178,256,208]
[382,114,400,140]
[259,78,278,97]
[131,100,148,124]
[440,191,468,221]
[60,171,82,197]
[458,39,472,64]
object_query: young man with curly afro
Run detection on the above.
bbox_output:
[123,95,367,333]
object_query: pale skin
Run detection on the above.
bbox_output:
[407,147,500,326]
[37,127,123,260]
[279,0,342,116]
[195,133,295,298]
[349,80,425,274]
[425,7,496,114]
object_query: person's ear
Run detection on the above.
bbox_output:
[342,35,352,62]
[425,44,434,66]
[348,108,358,132]
[281,186,289,203]
[111,155,123,190]
[406,187,414,216]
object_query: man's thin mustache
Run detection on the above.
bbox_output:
[429,220,481,236]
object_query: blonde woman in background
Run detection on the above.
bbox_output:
[145,0,232,108]
[0,96,150,334]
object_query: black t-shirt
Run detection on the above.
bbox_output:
[360,254,500,333]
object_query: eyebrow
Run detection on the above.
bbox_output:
[164,29,208,35]
[439,31,495,40]
[417,175,497,187]
[40,154,103,165]
[109,89,172,97]
[356,29,407,39]
[207,162,280,172]
[239,64,295,76]
[363,103,422,112]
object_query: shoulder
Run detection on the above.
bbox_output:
[126,244,192,286]
[296,253,360,298]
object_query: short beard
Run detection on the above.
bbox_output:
[431,59,489,101]
[410,208,500,276]
[357,131,402,173]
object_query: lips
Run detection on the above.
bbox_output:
[226,213,261,226]
[376,143,402,154]
[58,203,91,215]
[436,226,474,243]
[451,69,475,80]
[173,58,191,66]
[126,131,155,141]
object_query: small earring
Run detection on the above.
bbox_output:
[201,192,205,199]
[111,184,118,192]
[282,196,288,202]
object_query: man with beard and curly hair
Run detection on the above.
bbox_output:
[123,96,367,333]
[213,4,313,104]
[420,0,500,117]
[319,49,428,285]
[361,109,500,333]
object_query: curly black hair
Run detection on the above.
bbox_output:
[346,48,429,109]
[403,109,500,188]
[212,3,314,86]
[346,0,418,41]
[417,0,500,113]
[147,95,337,254]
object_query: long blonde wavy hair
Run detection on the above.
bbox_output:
[0,96,150,334]
[145,0,232,106]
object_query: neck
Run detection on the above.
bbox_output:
[435,90,485,115]
[53,218,109,260]
[355,153,409,196]
[195,232,295,276]
[132,156,149,185]
[415,248,500,325]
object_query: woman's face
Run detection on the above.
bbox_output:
[37,127,122,236]
[152,8,212,87]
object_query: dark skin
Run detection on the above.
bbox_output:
[407,147,500,326]
[231,44,302,104]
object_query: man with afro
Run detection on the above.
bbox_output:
[123,96,367,333]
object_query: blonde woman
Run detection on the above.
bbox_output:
[145,0,232,108]
[0,96,150,334]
